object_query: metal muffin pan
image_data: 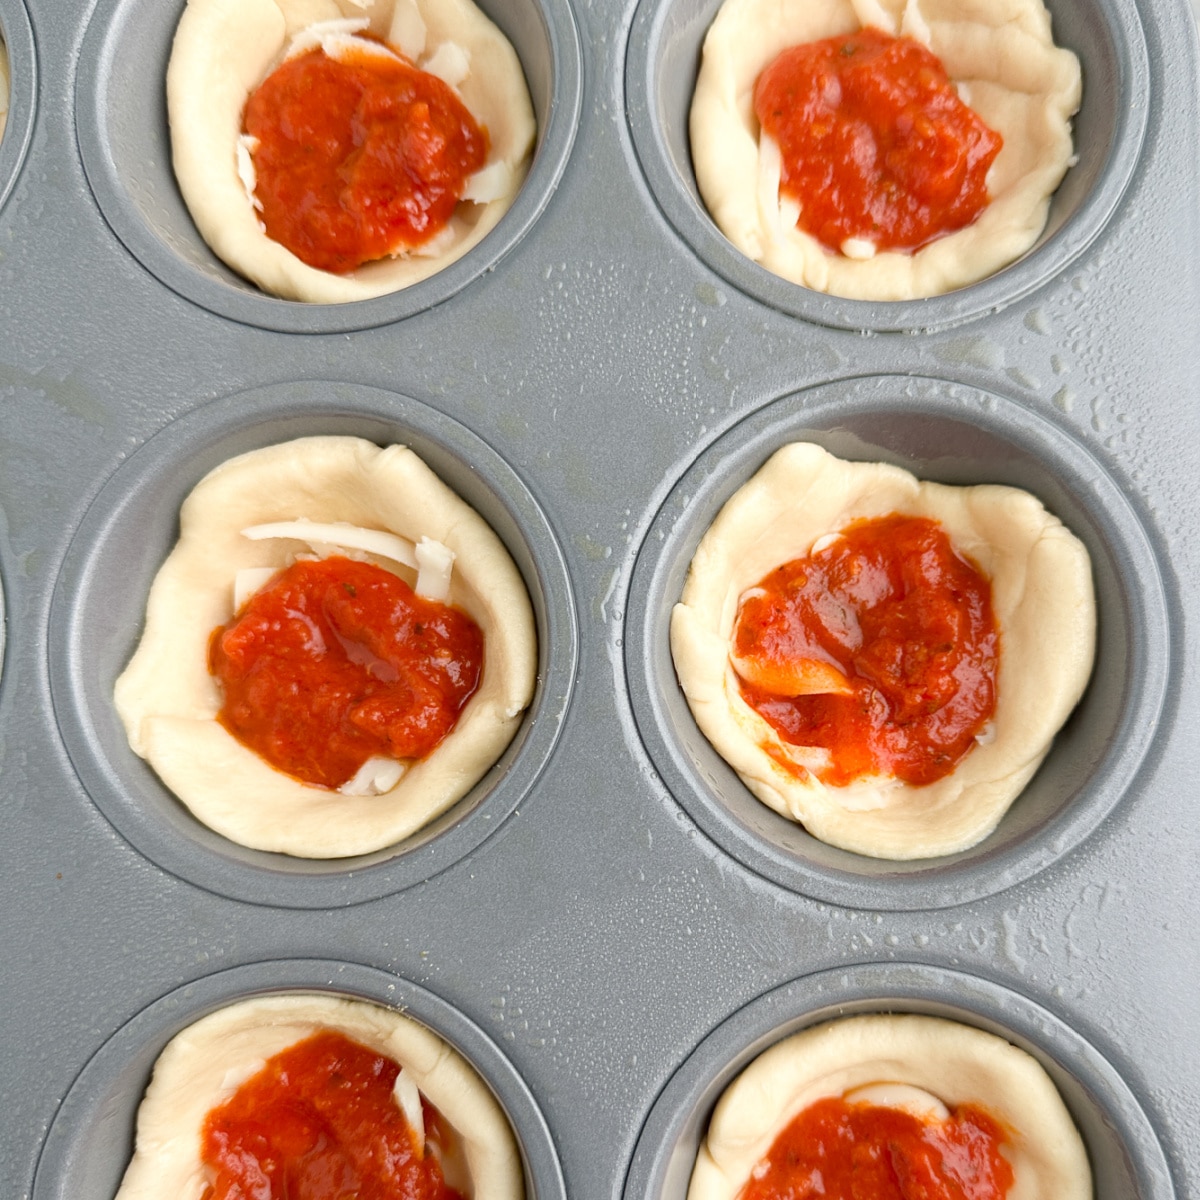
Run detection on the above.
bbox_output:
[31,959,567,1200]
[48,382,578,907]
[74,0,583,332]
[627,375,1171,910]
[1,0,1198,1195]
[625,0,1150,331]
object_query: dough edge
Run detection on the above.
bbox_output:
[669,442,1097,860]
[114,435,538,859]
[688,0,1083,300]
[113,992,524,1200]
[687,1013,1092,1200]
[167,0,537,303]
[0,36,9,142]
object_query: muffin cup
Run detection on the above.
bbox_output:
[625,375,1171,909]
[31,959,566,1200]
[623,962,1175,1200]
[48,381,578,907]
[73,0,582,331]
[624,0,1149,330]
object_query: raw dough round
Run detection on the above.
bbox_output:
[689,1014,1091,1200]
[114,993,524,1200]
[115,436,538,858]
[670,443,1095,859]
[167,0,536,302]
[689,0,1082,300]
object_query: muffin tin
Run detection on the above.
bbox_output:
[2,0,1198,1195]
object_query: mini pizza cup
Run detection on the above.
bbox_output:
[689,1014,1091,1200]
[167,0,536,302]
[114,435,537,859]
[114,993,524,1200]
[689,0,1082,300]
[670,442,1096,860]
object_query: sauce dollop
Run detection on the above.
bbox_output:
[210,556,483,789]
[740,1095,1014,1200]
[244,44,489,273]
[731,514,998,786]
[753,28,1003,254]
[200,1029,465,1200]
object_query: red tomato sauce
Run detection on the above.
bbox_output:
[753,28,1003,254]
[200,1029,466,1200]
[732,515,998,787]
[210,556,483,789]
[740,1095,1014,1200]
[244,44,489,273]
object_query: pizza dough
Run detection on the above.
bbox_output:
[114,436,538,858]
[114,993,524,1200]
[689,0,1082,300]
[167,0,536,303]
[670,443,1095,859]
[0,37,9,143]
[689,1014,1091,1200]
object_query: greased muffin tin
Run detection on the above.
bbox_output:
[1,0,1197,1194]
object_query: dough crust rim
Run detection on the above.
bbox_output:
[113,993,525,1200]
[114,436,538,859]
[688,1013,1091,1200]
[688,0,1083,300]
[669,442,1096,859]
[167,0,537,303]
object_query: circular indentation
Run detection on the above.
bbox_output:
[624,0,1148,331]
[48,382,578,908]
[74,0,581,332]
[625,375,1170,910]
[623,963,1174,1200]
[31,959,566,1200]
[0,0,36,215]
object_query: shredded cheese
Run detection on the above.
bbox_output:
[462,162,511,204]
[233,566,278,611]
[388,0,428,62]
[340,756,406,796]
[238,519,457,601]
[414,536,455,601]
[422,40,470,87]
[236,135,264,223]
[392,1068,426,1155]
[284,18,378,61]
[241,520,418,568]
[842,1082,951,1122]
[840,237,878,261]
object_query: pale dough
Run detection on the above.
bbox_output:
[689,1014,1091,1200]
[115,993,524,1200]
[115,436,538,858]
[689,0,1082,299]
[167,0,536,302]
[670,443,1095,859]
[1,38,9,143]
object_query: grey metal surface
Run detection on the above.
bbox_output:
[1,0,1198,1194]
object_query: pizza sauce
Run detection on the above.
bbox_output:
[200,1030,466,1200]
[739,1094,1014,1200]
[209,556,483,789]
[243,42,489,273]
[753,28,1003,254]
[731,515,998,787]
